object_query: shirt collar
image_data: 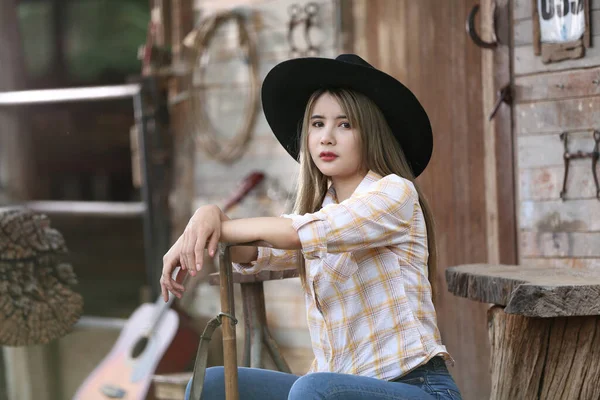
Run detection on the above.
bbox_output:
[324,170,383,205]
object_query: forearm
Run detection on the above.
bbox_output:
[221,217,301,250]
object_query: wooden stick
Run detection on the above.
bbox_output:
[218,244,239,400]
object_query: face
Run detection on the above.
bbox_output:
[307,93,365,181]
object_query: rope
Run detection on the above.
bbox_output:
[187,10,260,163]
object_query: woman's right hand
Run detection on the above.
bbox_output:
[160,205,223,302]
[179,205,223,273]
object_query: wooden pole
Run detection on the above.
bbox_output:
[218,244,239,400]
[0,0,34,200]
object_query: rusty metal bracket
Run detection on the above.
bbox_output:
[287,2,321,57]
[560,130,600,201]
[489,84,512,121]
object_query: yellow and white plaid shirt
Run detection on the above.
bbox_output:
[234,170,451,380]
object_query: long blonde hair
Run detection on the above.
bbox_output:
[293,88,438,300]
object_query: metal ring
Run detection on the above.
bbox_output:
[217,312,238,325]
[466,4,497,49]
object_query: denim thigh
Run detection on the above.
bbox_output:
[185,366,299,400]
[393,357,463,400]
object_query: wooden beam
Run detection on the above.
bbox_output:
[481,0,517,265]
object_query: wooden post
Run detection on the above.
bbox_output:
[488,306,600,400]
[168,0,195,241]
[218,245,239,400]
[0,0,34,201]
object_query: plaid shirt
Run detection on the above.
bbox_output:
[234,171,451,380]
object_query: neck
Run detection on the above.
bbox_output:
[331,170,368,202]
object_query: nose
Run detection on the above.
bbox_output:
[320,126,335,145]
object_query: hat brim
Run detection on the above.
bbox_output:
[261,57,433,177]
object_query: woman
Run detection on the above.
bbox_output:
[161,54,463,400]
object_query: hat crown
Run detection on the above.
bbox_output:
[335,54,374,69]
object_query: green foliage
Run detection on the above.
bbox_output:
[19,0,150,81]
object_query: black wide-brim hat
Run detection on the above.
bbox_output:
[261,54,433,177]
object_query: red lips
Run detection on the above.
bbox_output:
[319,151,338,161]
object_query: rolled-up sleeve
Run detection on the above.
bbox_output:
[283,176,417,259]
[233,246,299,275]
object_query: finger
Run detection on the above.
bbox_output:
[179,234,189,271]
[160,280,169,302]
[161,255,178,301]
[207,230,220,258]
[181,232,195,274]
[194,230,211,271]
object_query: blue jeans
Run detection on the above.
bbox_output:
[185,356,462,400]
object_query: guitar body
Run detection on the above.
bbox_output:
[73,304,179,400]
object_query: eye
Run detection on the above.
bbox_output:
[339,122,351,129]
[311,121,324,128]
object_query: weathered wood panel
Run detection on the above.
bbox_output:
[520,199,600,230]
[517,131,596,168]
[521,231,600,257]
[515,66,600,102]
[514,0,533,20]
[488,306,600,400]
[515,43,600,76]
[513,1,600,75]
[514,9,600,46]
[520,164,599,200]
[515,98,600,134]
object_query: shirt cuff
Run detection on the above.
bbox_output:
[283,212,330,260]
[232,246,271,274]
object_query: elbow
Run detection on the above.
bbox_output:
[288,228,302,250]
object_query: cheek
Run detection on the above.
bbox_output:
[307,132,319,152]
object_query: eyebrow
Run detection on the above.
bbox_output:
[310,115,347,120]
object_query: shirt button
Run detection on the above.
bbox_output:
[419,377,425,382]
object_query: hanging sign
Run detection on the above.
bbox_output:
[538,0,586,43]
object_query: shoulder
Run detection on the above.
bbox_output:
[366,174,417,201]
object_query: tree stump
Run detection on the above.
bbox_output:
[488,306,600,400]
[0,208,83,346]
[446,264,600,400]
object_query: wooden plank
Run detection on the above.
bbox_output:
[514,66,600,102]
[517,131,594,167]
[446,264,600,317]
[519,164,599,200]
[515,42,600,76]
[515,98,600,134]
[489,0,517,266]
[514,9,600,46]
[521,231,600,257]
[514,0,532,20]
[521,257,600,269]
[520,199,600,231]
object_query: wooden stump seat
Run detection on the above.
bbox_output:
[446,264,600,400]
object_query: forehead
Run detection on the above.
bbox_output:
[311,92,344,114]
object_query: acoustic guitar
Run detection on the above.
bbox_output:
[73,171,265,400]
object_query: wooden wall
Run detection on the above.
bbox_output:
[513,1,600,271]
